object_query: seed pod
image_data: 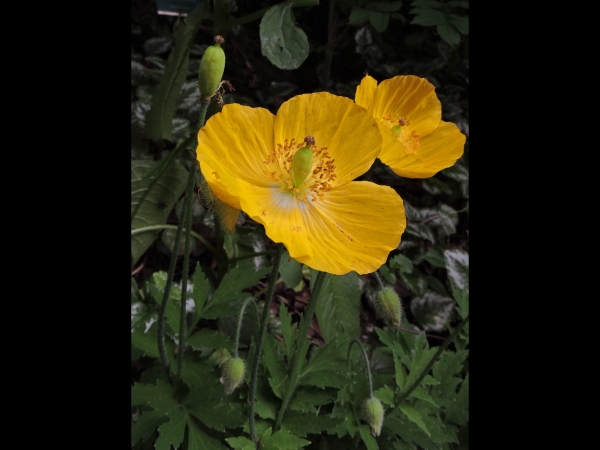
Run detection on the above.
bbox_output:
[291,136,315,187]
[198,36,226,101]
[220,357,246,395]
[362,396,384,437]
[375,287,402,327]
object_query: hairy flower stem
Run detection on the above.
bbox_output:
[249,243,284,443]
[396,314,470,406]
[157,170,194,386]
[175,160,199,387]
[274,271,328,431]
[347,339,374,398]
[373,271,385,290]
[233,298,259,358]
[157,100,210,386]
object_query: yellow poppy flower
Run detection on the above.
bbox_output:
[355,75,466,178]
[196,92,406,275]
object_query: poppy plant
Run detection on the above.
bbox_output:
[196,92,406,275]
[355,75,466,178]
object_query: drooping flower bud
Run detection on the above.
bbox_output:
[362,396,384,437]
[220,356,246,395]
[375,287,402,327]
[198,36,226,101]
[291,136,315,187]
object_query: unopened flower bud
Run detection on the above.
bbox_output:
[375,287,402,327]
[220,357,245,395]
[198,36,225,101]
[362,396,384,437]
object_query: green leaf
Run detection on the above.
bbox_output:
[131,379,177,411]
[261,428,311,449]
[279,301,297,358]
[367,1,402,12]
[374,384,396,407]
[393,350,407,390]
[145,2,209,140]
[181,360,215,390]
[225,436,255,450]
[390,253,414,274]
[279,250,303,289]
[405,222,436,244]
[405,333,436,388]
[379,264,397,284]
[451,282,469,319]
[144,36,172,55]
[437,21,461,46]
[448,14,469,35]
[399,403,430,436]
[131,409,168,446]
[259,4,309,70]
[155,407,186,450]
[131,326,159,358]
[187,329,235,351]
[410,292,454,332]
[186,394,246,432]
[369,11,389,32]
[358,424,379,449]
[315,272,361,344]
[280,410,344,437]
[422,248,446,268]
[411,9,446,26]
[399,270,428,296]
[187,418,226,449]
[131,160,188,266]
[288,388,334,413]
[444,373,469,425]
[192,262,211,322]
[411,386,438,407]
[262,331,288,398]
[443,249,469,292]
[200,265,272,319]
[349,7,371,24]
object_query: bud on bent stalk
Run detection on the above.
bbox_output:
[198,36,226,101]
[362,396,384,437]
[220,356,246,395]
[375,287,402,327]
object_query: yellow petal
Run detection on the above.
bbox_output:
[380,121,465,178]
[355,75,378,111]
[371,75,441,138]
[274,92,382,187]
[241,179,405,275]
[196,103,277,209]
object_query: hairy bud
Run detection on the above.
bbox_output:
[220,357,246,395]
[375,287,402,327]
[362,396,384,437]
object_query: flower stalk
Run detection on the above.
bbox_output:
[274,270,328,430]
[249,243,285,442]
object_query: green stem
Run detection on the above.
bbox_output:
[233,298,258,358]
[347,339,374,398]
[249,243,284,443]
[274,270,328,430]
[131,225,217,255]
[396,314,470,406]
[176,160,199,385]
[198,100,210,129]
[373,271,385,291]
[156,188,190,386]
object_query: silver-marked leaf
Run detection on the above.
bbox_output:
[444,249,469,292]
[144,36,173,55]
[260,4,309,70]
[131,160,188,266]
[410,291,454,332]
